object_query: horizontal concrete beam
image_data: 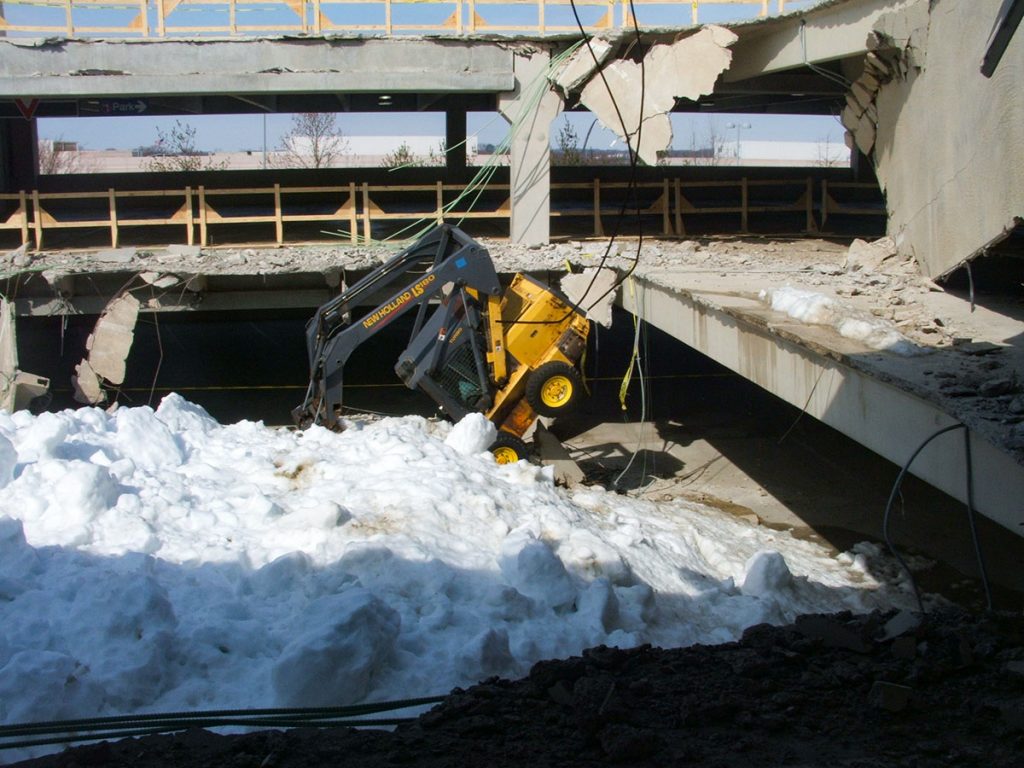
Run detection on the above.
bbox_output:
[726,0,896,81]
[13,288,334,316]
[0,38,515,98]
[619,276,1024,536]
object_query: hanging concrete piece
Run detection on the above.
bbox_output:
[577,26,738,165]
[550,35,618,96]
[73,292,141,405]
[560,267,618,328]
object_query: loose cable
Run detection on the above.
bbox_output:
[882,423,992,613]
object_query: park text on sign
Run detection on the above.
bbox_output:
[100,99,149,115]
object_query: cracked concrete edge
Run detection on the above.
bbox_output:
[549,36,617,97]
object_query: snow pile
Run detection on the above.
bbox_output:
[0,396,918,758]
[760,286,928,356]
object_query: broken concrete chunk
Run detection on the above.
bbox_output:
[550,36,616,96]
[72,359,105,406]
[851,81,875,110]
[864,51,892,78]
[165,244,202,259]
[578,25,736,165]
[954,340,1003,356]
[844,237,897,272]
[95,247,137,264]
[5,244,31,269]
[140,272,181,289]
[882,610,921,640]
[560,267,618,328]
[853,112,877,156]
[533,422,585,487]
[841,104,860,132]
[80,292,140,388]
[979,377,1018,397]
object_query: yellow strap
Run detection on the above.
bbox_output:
[618,278,638,411]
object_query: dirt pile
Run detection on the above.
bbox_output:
[14,608,1024,768]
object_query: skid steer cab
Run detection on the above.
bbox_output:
[293,224,590,463]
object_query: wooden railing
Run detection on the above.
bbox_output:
[0,0,793,38]
[0,176,883,250]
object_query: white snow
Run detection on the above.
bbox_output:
[0,395,920,761]
[761,286,928,356]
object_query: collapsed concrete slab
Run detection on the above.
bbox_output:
[577,26,737,165]
[73,292,141,405]
[866,0,1022,278]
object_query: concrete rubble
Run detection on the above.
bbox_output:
[4,227,1023,460]
[559,267,617,328]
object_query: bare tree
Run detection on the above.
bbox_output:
[276,112,349,169]
[37,137,95,175]
[815,133,848,168]
[143,121,228,172]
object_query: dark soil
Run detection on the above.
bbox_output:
[12,609,1024,768]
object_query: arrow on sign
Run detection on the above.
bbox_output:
[14,98,40,119]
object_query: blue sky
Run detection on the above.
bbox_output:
[37,111,844,153]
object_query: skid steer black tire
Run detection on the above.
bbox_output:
[489,432,530,465]
[525,361,583,418]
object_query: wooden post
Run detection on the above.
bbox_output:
[385,0,392,35]
[821,179,829,229]
[185,186,194,246]
[691,0,699,24]
[157,0,166,36]
[593,178,603,237]
[138,0,150,36]
[740,177,749,232]
[760,0,768,16]
[362,183,372,243]
[538,0,545,34]
[229,0,237,35]
[805,177,814,232]
[31,190,43,250]
[18,191,29,246]
[348,182,357,244]
[198,186,209,246]
[274,184,284,244]
[674,178,684,236]
[436,180,444,224]
[64,0,73,37]
[662,178,671,235]
[108,189,119,248]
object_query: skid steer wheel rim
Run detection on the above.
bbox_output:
[540,375,573,409]
[492,446,521,464]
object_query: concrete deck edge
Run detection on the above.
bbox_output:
[619,276,1024,535]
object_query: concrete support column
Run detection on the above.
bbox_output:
[1,118,38,192]
[445,106,468,178]
[498,49,562,246]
